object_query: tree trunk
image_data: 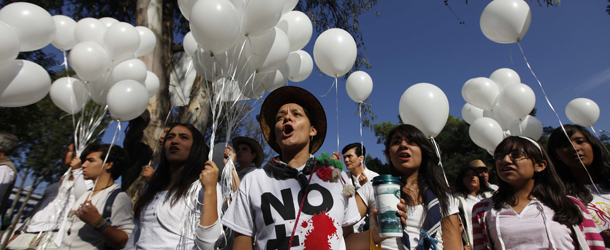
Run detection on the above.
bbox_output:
[124,0,174,201]
[0,177,39,249]
[180,75,211,132]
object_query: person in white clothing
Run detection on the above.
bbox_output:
[548,124,610,246]
[8,144,94,249]
[0,132,18,227]
[452,166,493,249]
[61,143,134,249]
[338,142,379,233]
[222,86,361,250]
[126,123,222,250]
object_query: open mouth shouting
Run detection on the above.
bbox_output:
[282,124,294,138]
[168,145,179,154]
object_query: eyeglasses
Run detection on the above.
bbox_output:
[494,151,526,161]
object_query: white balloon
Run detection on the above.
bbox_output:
[87,77,115,105]
[462,77,499,111]
[107,80,150,121]
[566,98,600,127]
[69,42,110,82]
[509,115,543,140]
[99,17,119,28]
[178,0,198,20]
[276,11,313,51]
[489,68,520,91]
[461,103,484,124]
[399,83,449,138]
[286,50,313,82]
[346,71,373,103]
[480,0,531,44]
[183,32,198,57]
[485,104,517,131]
[51,15,77,51]
[282,0,299,15]
[260,62,289,92]
[239,0,283,36]
[190,0,240,55]
[0,60,51,107]
[135,26,156,57]
[144,71,160,97]
[246,28,290,73]
[111,59,147,84]
[74,18,107,46]
[469,117,505,152]
[0,21,20,65]
[50,77,89,114]
[0,2,55,52]
[313,28,357,77]
[494,83,535,120]
[104,22,141,62]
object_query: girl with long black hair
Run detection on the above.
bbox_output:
[548,124,610,245]
[453,167,493,248]
[472,136,604,250]
[126,123,222,250]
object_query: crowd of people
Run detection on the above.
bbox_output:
[1,85,609,250]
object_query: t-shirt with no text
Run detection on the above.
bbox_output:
[61,183,134,249]
[222,168,361,250]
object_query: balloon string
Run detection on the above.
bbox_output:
[320,79,336,97]
[359,102,364,158]
[335,77,340,154]
[517,42,600,194]
[518,120,523,136]
[148,109,173,166]
[430,138,449,187]
[85,121,121,202]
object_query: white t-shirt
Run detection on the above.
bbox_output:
[586,184,610,233]
[61,183,134,249]
[222,167,361,250]
[370,194,459,250]
[350,167,379,233]
[487,199,574,250]
[0,164,15,203]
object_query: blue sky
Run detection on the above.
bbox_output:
[104,1,610,165]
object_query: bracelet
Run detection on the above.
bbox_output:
[91,217,105,227]
[94,220,109,232]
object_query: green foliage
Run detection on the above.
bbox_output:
[365,153,390,175]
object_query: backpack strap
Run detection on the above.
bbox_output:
[102,188,123,222]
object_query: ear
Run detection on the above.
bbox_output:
[309,126,317,137]
[104,162,114,173]
[534,160,547,173]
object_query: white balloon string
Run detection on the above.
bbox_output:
[320,78,336,97]
[359,102,364,156]
[148,109,173,166]
[430,138,449,187]
[85,120,121,202]
[519,120,523,136]
[335,77,340,154]
[517,42,600,193]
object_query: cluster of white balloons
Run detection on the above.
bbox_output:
[179,0,315,99]
[0,2,160,122]
[463,68,541,152]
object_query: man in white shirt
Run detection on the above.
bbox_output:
[341,143,379,233]
[0,133,18,227]
[61,143,134,249]
[224,137,264,181]
[470,159,498,191]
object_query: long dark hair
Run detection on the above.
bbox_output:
[548,124,610,204]
[384,124,451,216]
[492,136,583,226]
[134,123,209,218]
[454,167,492,197]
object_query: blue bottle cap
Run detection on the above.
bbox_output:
[372,175,401,186]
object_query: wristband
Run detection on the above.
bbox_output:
[370,229,382,250]
[94,220,109,232]
[92,217,105,227]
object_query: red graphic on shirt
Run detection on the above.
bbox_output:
[301,221,308,228]
[302,211,338,250]
[588,203,610,227]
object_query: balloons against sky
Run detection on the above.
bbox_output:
[566,98,600,127]
[111,59,148,84]
[286,50,313,82]
[51,15,77,51]
[480,0,531,44]
[69,42,110,82]
[107,80,150,121]
[74,18,107,46]
[238,0,283,37]
[104,22,141,62]
[246,27,291,73]
[346,71,373,103]
[144,71,160,97]
[99,17,118,28]
[313,28,357,77]
[0,21,20,65]
[0,2,55,52]
[399,83,449,139]
[489,68,520,91]
[462,103,484,124]
[50,77,89,114]
[277,11,313,52]
[462,77,499,111]
[509,115,543,140]
[183,32,197,57]
[469,117,504,152]
[190,0,240,55]
[493,83,535,120]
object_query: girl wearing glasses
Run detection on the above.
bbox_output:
[471,136,604,250]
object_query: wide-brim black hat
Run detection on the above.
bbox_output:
[259,86,327,154]
[231,136,264,168]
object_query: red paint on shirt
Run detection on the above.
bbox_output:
[301,221,308,228]
[303,212,337,250]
